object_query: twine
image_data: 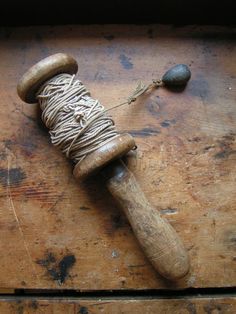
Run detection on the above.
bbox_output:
[37,73,162,163]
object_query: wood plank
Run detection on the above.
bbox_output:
[0,296,236,313]
[0,25,235,290]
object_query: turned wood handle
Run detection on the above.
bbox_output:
[102,160,190,280]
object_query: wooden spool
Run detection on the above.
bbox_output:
[17,53,190,280]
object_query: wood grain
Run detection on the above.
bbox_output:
[0,296,235,313]
[0,25,235,290]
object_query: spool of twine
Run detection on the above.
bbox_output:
[37,73,162,163]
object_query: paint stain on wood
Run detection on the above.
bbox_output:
[160,208,178,215]
[119,54,133,70]
[188,75,210,101]
[186,302,197,314]
[3,136,37,158]
[203,301,229,314]
[18,138,37,157]
[214,133,236,159]
[0,167,26,187]
[160,119,176,128]
[36,252,56,266]
[78,306,89,314]
[127,127,160,137]
[36,251,76,284]
[224,230,236,251]
[29,301,38,309]
[146,96,167,118]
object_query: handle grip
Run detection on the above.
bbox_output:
[102,160,190,280]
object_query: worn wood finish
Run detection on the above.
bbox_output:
[0,25,235,290]
[17,53,78,103]
[103,160,189,279]
[0,296,235,313]
[73,134,135,180]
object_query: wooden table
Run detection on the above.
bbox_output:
[0,25,235,313]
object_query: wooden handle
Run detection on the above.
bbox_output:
[102,160,190,280]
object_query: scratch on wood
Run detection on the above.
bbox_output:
[48,173,72,212]
[48,191,65,212]
[6,158,39,283]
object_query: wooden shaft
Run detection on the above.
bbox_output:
[102,160,190,280]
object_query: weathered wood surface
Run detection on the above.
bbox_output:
[0,25,235,290]
[0,296,236,313]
